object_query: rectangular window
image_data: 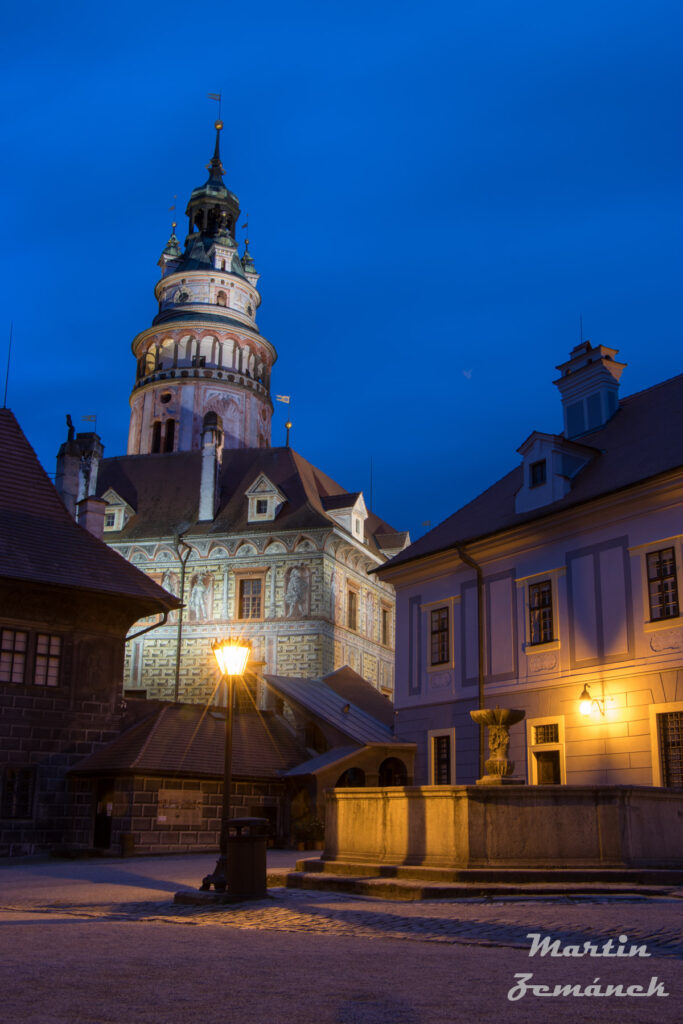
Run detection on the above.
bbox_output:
[433,735,451,784]
[1,766,35,819]
[534,723,559,744]
[529,459,547,488]
[347,590,358,631]
[647,547,679,620]
[104,512,117,529]
[0,629,28,683]
[657,711,683,787]
[528,580,553,644]
[255,499,268,515]
[381,607,390,646]
[430,607,449,665]
[33,634,61,686]
[238,578,262,619]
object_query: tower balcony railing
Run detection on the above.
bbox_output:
[133,366,269,397]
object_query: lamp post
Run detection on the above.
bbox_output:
[201,638,250,893]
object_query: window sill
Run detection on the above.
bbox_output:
[643,616,681,634]
[523,639,560,654]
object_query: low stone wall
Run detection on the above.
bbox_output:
[324,785,683,868]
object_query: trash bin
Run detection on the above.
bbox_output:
[226,817,269,896]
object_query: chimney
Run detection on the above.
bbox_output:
[77,496,107,540]
[553,341,626,439]
[55,419,104,519]
[198,412,223,521]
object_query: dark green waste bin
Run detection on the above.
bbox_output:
[226,817,269,896]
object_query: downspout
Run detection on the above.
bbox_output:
[126,610,169,643]
[456,544,485,778]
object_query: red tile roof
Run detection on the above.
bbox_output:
[70,702,309,778]
[0,409,178,613]
[98,445,401,556]
[381,373,683,571]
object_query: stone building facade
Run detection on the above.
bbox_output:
[57,123,408,704]
[0,409,177,855]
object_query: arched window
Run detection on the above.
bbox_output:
[378,758,408,786]
[164,419,175,452]
[335,767,365,787]
[151,421,162,453]
[216,290,227,306]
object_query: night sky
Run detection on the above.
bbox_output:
[3,0,681,541]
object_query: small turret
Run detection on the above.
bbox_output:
[554,341,626,438]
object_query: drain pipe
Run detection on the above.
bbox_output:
[456,544,485,778]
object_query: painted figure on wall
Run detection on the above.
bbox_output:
[189,574,213,622]
[284,566,310,618]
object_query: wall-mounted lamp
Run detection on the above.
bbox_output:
[579,683,605,717]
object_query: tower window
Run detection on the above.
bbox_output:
[164,419,175,452]
[216,290,227,306]
[151,421,162,453]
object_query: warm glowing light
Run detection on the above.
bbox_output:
[579,684,592,716]
[212,639,250,676]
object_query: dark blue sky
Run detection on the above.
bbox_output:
[3,0,681,540]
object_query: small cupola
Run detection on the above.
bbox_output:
[184,121,241,242]
[554,340,626,439]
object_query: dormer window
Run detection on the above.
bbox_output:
[101,488,134,533]
[530,460,547,488]
[245,474,286,523]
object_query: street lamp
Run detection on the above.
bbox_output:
[200,638,250,892]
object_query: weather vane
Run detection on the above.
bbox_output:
[207,91,222,121]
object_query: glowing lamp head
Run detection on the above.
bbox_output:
[579,684,592,717]
[212,639,250,677]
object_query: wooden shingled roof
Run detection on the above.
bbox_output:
[0,409,178,614]
[70,703,310,778]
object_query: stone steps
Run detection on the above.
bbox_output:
[283,858,683,900]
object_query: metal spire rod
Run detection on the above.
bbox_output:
[2,322,12,408]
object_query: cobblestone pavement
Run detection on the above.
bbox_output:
[1,858,680,1024]
[2,884,682,956]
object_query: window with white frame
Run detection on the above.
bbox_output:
[649,701,683,787]
[528,580,554,645]
[527,716,566,785]
[430,607,449,666]
[646,547,680,621]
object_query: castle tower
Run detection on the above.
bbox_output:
[126,121,277,455]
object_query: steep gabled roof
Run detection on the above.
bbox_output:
[70,703,309,778]
[322,666,395,728]
[264,672,394,745]
[381,373,683,571]
[98,445,401,556]
[0,409,178,612]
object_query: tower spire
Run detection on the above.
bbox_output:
[207,120,225,182]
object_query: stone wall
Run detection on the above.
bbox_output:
[103,774,287,855]
[0,683,122,856]
[324,785,683,869]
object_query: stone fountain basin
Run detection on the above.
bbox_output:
[470,707,525,727]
